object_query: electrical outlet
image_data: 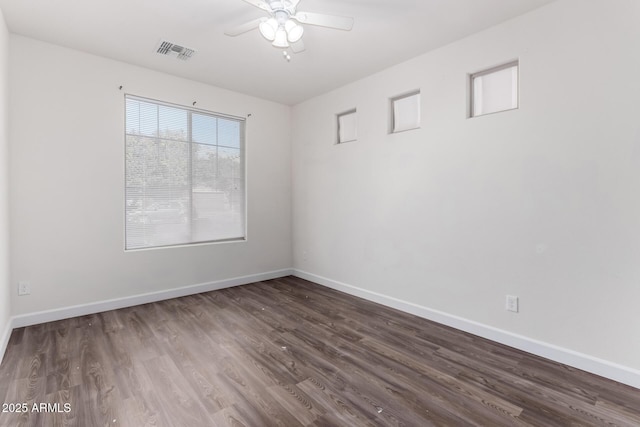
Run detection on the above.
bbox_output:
[18,281,31,296]
[506,295,519,312]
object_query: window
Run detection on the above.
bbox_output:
[470,60,518,117]
[125,95,245,250]
[391,91,420,133]
[337,109,357,144]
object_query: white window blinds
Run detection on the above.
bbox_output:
[392,91,421,133]
[471,61,519,117]
[125,95,245,250]
[337,109,357,143]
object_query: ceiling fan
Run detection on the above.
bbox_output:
[224,0,354,55]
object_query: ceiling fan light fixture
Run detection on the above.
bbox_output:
[285,19,304,43]
[272,27,289,48]
[224,0,354,56]
[259,18,278,41]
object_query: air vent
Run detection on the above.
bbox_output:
[155,40,196,61]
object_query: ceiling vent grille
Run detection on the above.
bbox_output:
[155,40,196,61]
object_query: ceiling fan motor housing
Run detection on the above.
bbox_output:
[268,1,296,14]
[274,10,290,24]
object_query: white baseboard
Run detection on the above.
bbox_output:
[293,269,640,390]
[0,316,12,365]
[11,269,293,329]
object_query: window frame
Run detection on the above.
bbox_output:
[124,94,247,251]
[469,60,519,118]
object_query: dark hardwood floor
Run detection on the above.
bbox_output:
[0,276,639,426]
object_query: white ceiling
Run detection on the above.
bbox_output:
[0,0,555,105]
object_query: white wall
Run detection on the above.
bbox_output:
[9,35,292,316]
[0,8,10,354]
[292,0,640,373]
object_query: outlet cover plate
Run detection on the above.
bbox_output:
[506,295,519,312]
[18,281,31,296]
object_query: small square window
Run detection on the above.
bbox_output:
[470,61,518,117]
[391,91,420,133]
[337,109,357,144]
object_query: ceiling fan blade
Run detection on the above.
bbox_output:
[240,0,272,12]
[293,12,354,31]
[224,17,266,37]
[290,39,305,54]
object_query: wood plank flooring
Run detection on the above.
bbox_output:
[1,276,639,426]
